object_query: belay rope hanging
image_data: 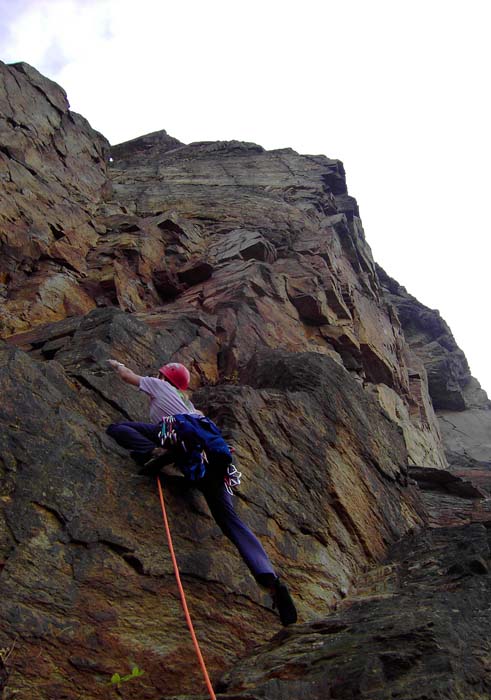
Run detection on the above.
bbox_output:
[155,413,244,697]
[156,476,217,700]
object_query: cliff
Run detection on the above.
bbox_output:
[1,61,490,700]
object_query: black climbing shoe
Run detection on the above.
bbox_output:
[139,448,173,476]
[271,578,297,626]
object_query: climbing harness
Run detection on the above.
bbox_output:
[158,414,242,491]
[157,476,217,700]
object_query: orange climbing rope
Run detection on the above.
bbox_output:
[156,476,217,700]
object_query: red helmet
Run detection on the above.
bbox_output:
[159,362,190,390]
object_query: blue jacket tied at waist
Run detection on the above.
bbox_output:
[159,414,232,480]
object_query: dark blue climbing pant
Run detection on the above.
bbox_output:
[106,421,161,464]
[106,421,276,583]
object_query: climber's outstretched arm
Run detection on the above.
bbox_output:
[107,359,141,387]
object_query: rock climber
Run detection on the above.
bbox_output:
[106,359,297,626]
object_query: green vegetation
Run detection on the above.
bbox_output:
[109,665,144,689]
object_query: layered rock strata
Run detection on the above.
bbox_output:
[378,267,491,491]
[1,61,490,700]
[215,523,491,700]
[0,309,424,699]
[1,61,447,470]
[0,62,109,333]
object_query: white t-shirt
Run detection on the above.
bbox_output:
[139,377,202,423]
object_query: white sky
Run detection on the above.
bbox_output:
[2,0,490,395]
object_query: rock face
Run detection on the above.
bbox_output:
[377,266,491,490]
[0,62,109,334]
[216,523,491,700]
[1,62,491,700]
[0,309,425,699]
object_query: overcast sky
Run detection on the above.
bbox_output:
[2,0,490,395]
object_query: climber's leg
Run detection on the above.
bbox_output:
[200,474,297,625]
[107,421,161,464]
[198,468,276,580]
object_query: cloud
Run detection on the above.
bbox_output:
[2,0,113,71]
[41,39,69,75]
[0,0,32,51]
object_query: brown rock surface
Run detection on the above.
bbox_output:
[214,523,491,700]
[0,309,424,699]
[0,61,108,334]
[377,266,475,412]
[377,266,491,481]
[105,130,448,468]
[408,466,491,527]
[1,63,491,700]
[1,60,448,469]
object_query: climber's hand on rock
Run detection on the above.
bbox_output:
[108,359,125,370]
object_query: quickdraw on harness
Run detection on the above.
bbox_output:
[158,414,242,493]
[224,463,241,495]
